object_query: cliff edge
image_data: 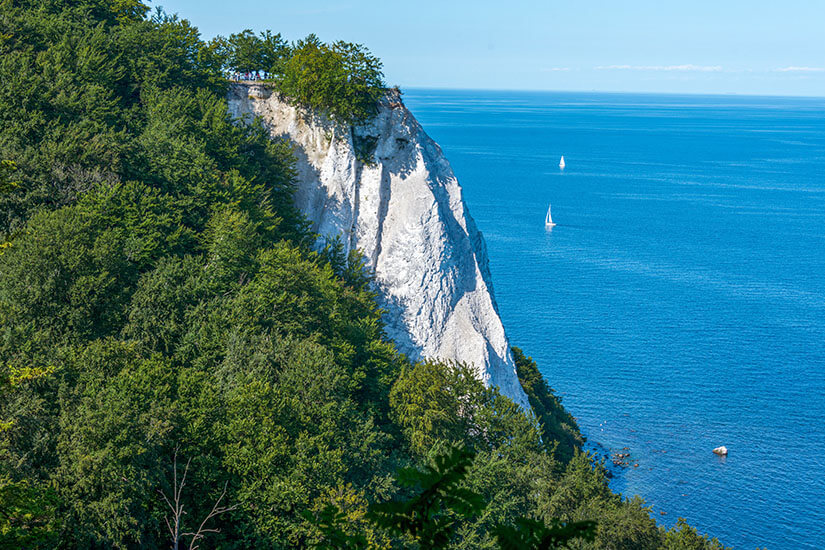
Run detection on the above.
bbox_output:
[228,83,530,409]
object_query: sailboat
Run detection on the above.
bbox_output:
[559,155,566,169]
[545,204,556,228]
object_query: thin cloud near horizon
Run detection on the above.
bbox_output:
[595,64,723,72]
[586,65,825,75]
[775,66,824,72]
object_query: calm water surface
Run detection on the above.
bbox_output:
[403,89,825,550]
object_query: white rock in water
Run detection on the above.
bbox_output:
[228,83,530,409]
[713,446,728,456]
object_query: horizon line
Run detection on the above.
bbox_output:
[397,85,825,100]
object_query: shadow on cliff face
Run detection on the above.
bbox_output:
[421,144,481,313]
[377,289,421,361]
[227,84,487,376]
[356,102,483,338]
[248,91,491,373]
[280,137,339,237]
[360,104,419,179]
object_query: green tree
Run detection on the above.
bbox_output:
[315,444,596,550]
[277,35,385,124]
[0,364,60,549]
[54,341,177,546]
[0,478,59,550]
[369,444,485,549]
[512,347,582,462]
[0,161,17,195]
[390,360,488,455]
[0,161,18,251]
[211,29,289,75]
[662,518,731,550]
[494,518,596,550]
[539,452,663,550]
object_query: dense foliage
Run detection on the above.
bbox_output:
[208,29,290,75]
[0,1,729,548]
[512,347,582,463]
[276,35,386,124]
[207,30,386,124]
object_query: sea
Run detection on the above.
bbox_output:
[403,89,825,550]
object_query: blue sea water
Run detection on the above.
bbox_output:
[403,89,825,550]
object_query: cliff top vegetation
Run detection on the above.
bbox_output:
[209,29,386,124]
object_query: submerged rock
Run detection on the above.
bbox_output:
[228,83,530,409]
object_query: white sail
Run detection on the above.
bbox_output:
[559,155,566,169]
[545,204,555,227]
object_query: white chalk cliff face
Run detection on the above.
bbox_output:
[228,83,530,409]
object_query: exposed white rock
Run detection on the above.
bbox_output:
[713,446,728,456]
[227,83,530,410]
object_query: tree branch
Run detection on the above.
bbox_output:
[185,481,238,550]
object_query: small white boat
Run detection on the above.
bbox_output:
[545,204,556,228]
[559,155,566,169]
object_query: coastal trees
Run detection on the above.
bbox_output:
[7,0,150,24]
[206,27,386,124]
[0,2,241,235]
[277,36,385,124]
[209,29,290,75]
[662,518,731,550]
[512,347,583,462]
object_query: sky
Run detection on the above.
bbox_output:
[156,0,825,96]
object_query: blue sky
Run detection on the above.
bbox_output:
[157,0,825,96]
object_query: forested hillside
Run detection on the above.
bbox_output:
[0,1,727,548]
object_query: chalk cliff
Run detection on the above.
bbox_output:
[228,83,530,409]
